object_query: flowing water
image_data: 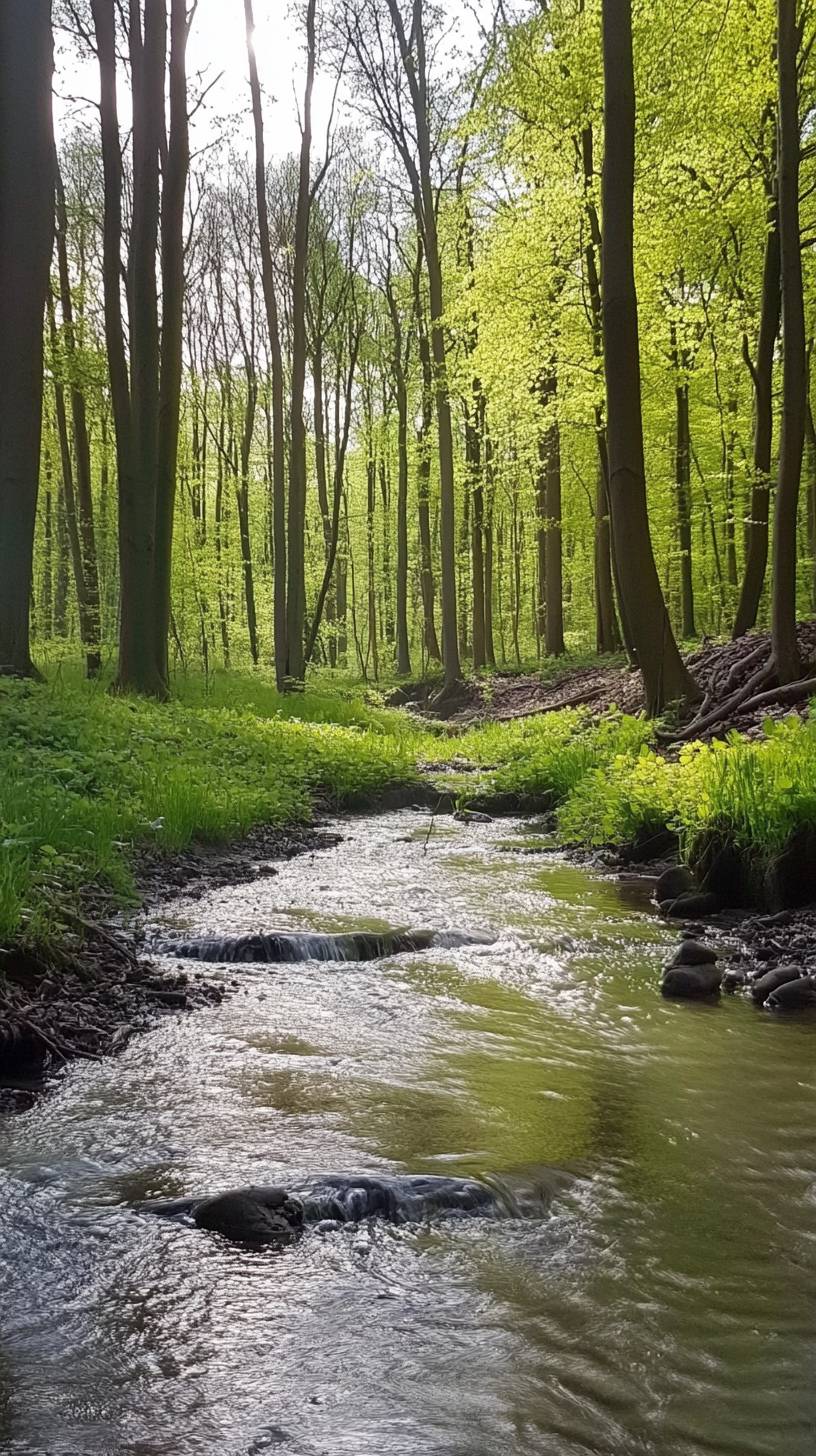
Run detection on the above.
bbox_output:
[1,810,814,1456]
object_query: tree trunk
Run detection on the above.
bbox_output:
[483,430,497,667]
[0,0,54,675]
[55,161,101,674]
[286,0,317,687]
[386,0,460,687]
[772,0,804,682]
[671,323,696,639]
[601,0,699,714]
[154,0,190,689]
[394,359,412,676]
[244,0,287,689]
[733,186,781,637]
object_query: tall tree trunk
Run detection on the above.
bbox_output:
[579,115,623,656]
[483,428,497,667]
[671,323,696,639]
[536,373,565,656]
[412,251,441,663]
[55,160,101,674]
[806,392,816,609]
[286,0,317,686]
[394,359,412,676]
[724,395,739,588]
[733,186,781,637]
[601,0,699,714]
[386,0,460,687]
[154,0,190,689]
[772,0,804,682]
[48,295,98,672]
[470,397,487,672]
[0,0,54,675]
[244,0,287,688]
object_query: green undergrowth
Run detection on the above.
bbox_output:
[4,661,816,952]
[0,674,421,950]
[455,705,816,880]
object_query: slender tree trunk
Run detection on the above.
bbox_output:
[772,0,804,682]
[55,161,101,674]
[580,117,623,656]
[386,0,460,687]
[48,296,98,671]
[154,0,190,689]
[483,430,497,667]
[412,254,441,663]
[286,0,317,686]
[244,0,287,688]
[394,361,412,675]
[0,0,54,675]
[805,392,816,609]
[601,0,699,714]
[724,395,739,588]
[671,324,696,638]
[733,186,781,637]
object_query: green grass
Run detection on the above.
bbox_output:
[0,673,421,949]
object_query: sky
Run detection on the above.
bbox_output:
[54,1,338,161]
[53,1,489,163]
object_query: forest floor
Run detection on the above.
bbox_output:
[393,621,816,738]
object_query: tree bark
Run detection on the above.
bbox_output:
[772,0,804,682]
[385,0,460,687]
[286,0,317,686]
[733,186,781,637]
[670,321,696,639]
[154,0,190,689]
[0,0,54,675]
[244,0,287,688]
[601,0,699,714]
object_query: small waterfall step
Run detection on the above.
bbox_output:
[157,927,494,964]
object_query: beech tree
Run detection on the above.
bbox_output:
[600,0,699,713]
[0,0,54,676]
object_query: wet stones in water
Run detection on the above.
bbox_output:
[160,928,492,965]
[661,938,721,998]
[139,1173,510,1245]
[194,1187,304,1243]
[453,809,493,824]
[749,964,805,1005]
[766,974,816,1011]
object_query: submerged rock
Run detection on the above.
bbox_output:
[161,928,493,965]
[139,1172,514,1244]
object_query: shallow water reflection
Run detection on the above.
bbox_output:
[1,810,814,1455]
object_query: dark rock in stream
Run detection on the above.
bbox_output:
[670,939,719,968]
[750,964,805,1005]
[138,1173,515,1244]
[661,963,723,999]
[766,974,816,1011]
[159,928,493,965]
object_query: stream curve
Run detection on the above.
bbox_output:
[1,809,814,1456]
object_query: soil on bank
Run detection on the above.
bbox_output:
[394,621,816,735]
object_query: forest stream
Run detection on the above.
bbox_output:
[0,809,814,1456]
